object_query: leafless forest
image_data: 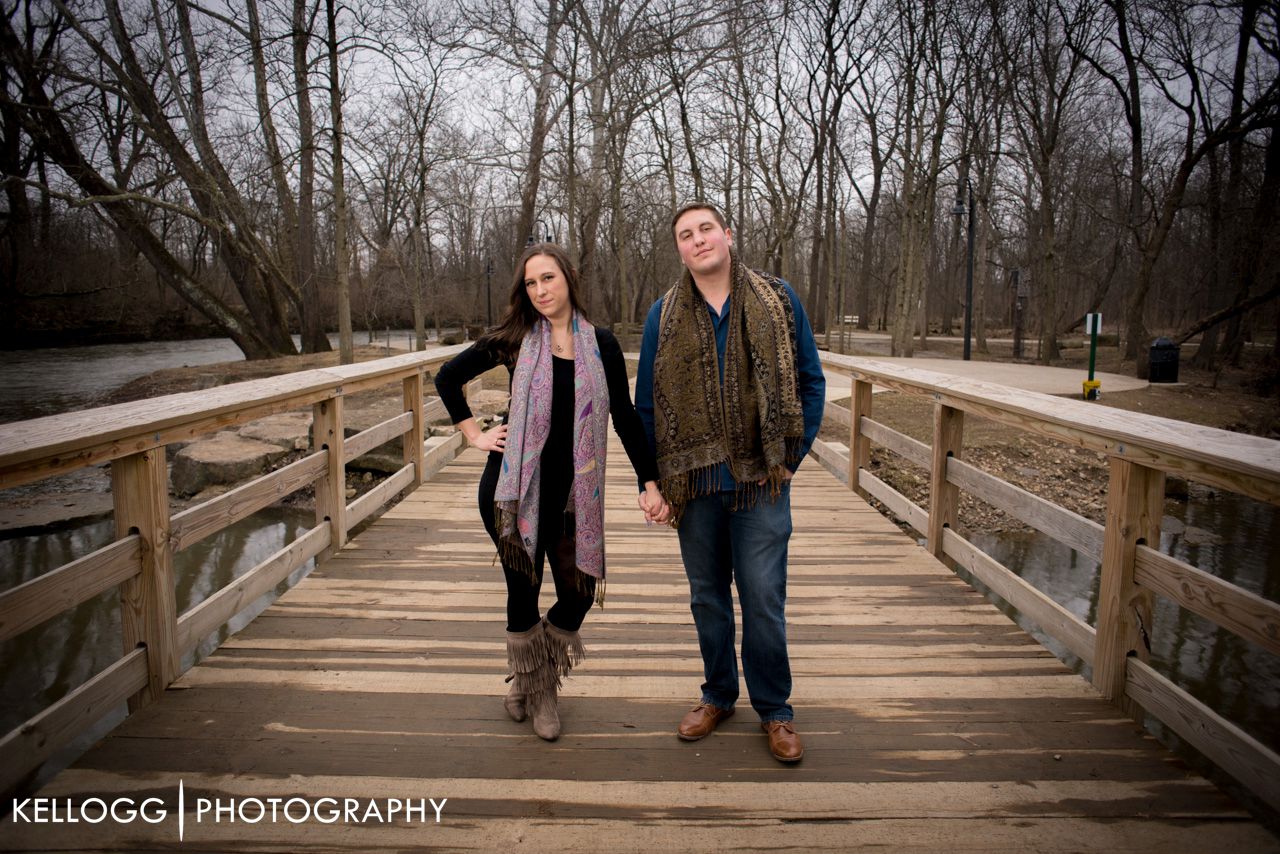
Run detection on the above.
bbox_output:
[1,0,1276,375]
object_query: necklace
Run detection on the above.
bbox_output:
[554,342,565,354]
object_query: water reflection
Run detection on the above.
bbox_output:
[0,508,314,739]
[968,488,1280,758]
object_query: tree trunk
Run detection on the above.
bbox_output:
[1037,189,1060,363]
[577,74,609,321]
[247,0,297,294]
[974,181,991,354]
[1220,2,1267,365]
[806,141,827,334]
[517,0,562,249]
[410,222,426,349]
[326,0,353,363]
[293,0,330,353]
[1190,150,1226,369]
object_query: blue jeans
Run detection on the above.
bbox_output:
[676,486,793,722]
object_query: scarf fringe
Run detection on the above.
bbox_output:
[663,447,803,526]
[584,570,606,608]
[660,463,723,528]
[564,558,606,608]
[495,507,607,607]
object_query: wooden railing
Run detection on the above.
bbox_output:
[812,353,1280,813]
[0,344,477,794]
[3,345,1277,813]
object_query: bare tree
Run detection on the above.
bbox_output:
[1,0,304,357]
[993,0,1092,363]
[1071,0,1278,374]
[797,0,869,336]
[326,0,352,362]
[886,0,958,356]
[843,3,901,333]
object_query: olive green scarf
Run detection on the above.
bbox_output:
[651,255,805,523]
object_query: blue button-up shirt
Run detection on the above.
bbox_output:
[635,278,826,491]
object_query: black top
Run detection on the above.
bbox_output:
[433,327,659,489]
[543,355,575,508]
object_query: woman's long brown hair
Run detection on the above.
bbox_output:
[478,243,590,365]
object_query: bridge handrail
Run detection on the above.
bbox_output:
[815,352,1280,813]
[0,343,474,795]
[821,353,1280,505]
[0,345,471,491]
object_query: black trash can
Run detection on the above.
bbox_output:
[1149,337,1180,383]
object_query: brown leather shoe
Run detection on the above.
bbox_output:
[677,702,734,741]
[762,720,804,763]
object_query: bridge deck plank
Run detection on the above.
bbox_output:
[5,441,1273,851]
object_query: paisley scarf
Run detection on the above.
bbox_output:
[651,255,805,524]
[494,312,610,601]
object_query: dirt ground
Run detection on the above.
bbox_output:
[820,334,1279,534]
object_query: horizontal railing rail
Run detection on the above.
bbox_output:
[813,353,1280,813]
[0,343,477,795]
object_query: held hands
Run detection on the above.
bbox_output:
[638,481,670,525]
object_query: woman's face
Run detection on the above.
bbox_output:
[523,254,572,323]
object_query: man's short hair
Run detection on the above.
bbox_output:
[671,202,728,239]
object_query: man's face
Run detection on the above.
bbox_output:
[674,208,733,279]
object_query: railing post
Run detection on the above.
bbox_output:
[404,372,425,486]
[313,394,347,560]
[1094,457,1163,710]
[849,377,873,497]
[110,448,177,711]
[927,404,965,558]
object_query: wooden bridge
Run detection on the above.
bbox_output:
[1,346,1278,851]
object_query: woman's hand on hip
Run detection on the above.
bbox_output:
[471,423,508,452]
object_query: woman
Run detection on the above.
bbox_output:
[434,243,668,741]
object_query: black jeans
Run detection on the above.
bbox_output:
[479,451,595,633]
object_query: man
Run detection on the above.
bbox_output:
[636,202,825,763]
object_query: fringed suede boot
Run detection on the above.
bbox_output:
[527,618,586,741]
[504,622,552,724]
[544,618,586,681]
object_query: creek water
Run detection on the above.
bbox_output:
[966,487,1280,759]
[0,506,315,789]
[0,332,413,787]
[0,329,425,424]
